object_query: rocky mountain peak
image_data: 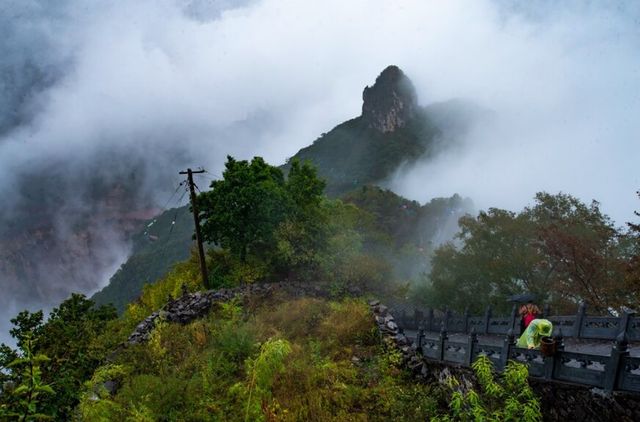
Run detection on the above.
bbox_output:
[362,65,418,133]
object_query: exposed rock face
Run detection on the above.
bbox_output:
[0,185,157,308]
[362,65,418,133]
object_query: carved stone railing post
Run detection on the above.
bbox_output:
[555,328,565,351]
[500,329,515,371]
[509,304,518,331]
[466,328,478,366]
[464,307,470,333]
[414,309,423,330]
[575,301,586,339]
[621,311,636,338]
[604,332,629,392]
[427,308,434,332]
[543,328,564,382]
[439,323,448,362]
[444,307,451,331]
[484,305,492,335]
[416,328,425,355]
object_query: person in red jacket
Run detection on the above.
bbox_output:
[519,302,542,332]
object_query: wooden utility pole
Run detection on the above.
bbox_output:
[179,168,209,289]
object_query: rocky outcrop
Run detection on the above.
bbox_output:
[127,288,239,344]
[0,180,158,341]
[361,65,418,133]
[370,300,429,379]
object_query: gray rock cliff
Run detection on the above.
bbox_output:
[362,65,418,133]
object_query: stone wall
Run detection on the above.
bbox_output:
[127,281,361,344]
[531,379,640,421]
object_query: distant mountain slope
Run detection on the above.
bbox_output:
[288,111,440,196]
[343,185,472,248]
[342,185,473,278]
[92,206,193,312]
[94,65,484,310]
[285,66,485,197]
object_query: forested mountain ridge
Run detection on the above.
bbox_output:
[92,65,480,311]
[284,65,486,196]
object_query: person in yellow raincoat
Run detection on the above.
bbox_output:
[516,318,553,349]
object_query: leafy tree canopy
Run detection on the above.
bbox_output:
[420,192,635,314]
[198,156,291,263]
[0,294,117,420]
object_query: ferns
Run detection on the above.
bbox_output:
[231,338,292,422]
[434,355,542,422]
[0,334,55,421]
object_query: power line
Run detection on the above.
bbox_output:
[144,181,187,236]
[154,180,184,211]
[169,186,190,234]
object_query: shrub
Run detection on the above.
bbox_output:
[318,300,379,353]
[0,334,54,421]
[231,338,292,422]
[434,355,542,422]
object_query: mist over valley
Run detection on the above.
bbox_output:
[1,0,639,346]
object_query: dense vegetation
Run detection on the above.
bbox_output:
[79,295,443,421]
[92,94,483,309]
[196,156,473,291]
[1,155,546,420]
[415,191,640,314]
[0,295,118,420]
[285,99,484,198]
[1,258,541,420]
[285,111,439,197]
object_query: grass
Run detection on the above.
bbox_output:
[79,293,439,421]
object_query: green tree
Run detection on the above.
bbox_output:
[422,192,630,313]
[0,294,116,420]
[0,333,55,421]
[285,159,326,213]
[527,192,629,312]
[9,311,44,351]
[198,156,290,263]
[625,191,640,296]
[425,208,548,313]
[198,156,332,283]
[274,159,328,278]
[36,294,117,419]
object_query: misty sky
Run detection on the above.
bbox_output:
[1,0,639,342]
